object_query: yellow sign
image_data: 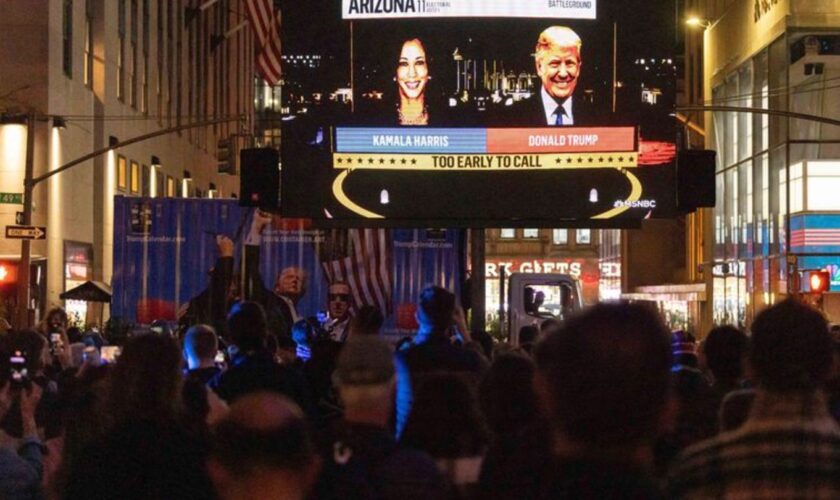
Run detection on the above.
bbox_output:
[333,152,638,171]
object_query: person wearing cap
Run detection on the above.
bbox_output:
[659,330,716,467]
[313,336,446,500]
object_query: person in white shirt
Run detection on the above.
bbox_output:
[534,26,583,126]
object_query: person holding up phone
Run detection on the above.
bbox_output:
[0,330,61,442]
[37,307,73,376]
[0,354,44,500]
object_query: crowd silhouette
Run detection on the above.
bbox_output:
[1,290,840,499]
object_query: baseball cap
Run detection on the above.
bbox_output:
[334,336,394,385]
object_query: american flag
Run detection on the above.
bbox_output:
[321,229,393,315]
[245,0,282,85]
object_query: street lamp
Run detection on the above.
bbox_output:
[52,116,67,129]
[686,16,711,29]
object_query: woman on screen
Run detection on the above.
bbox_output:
[395,38,431,126]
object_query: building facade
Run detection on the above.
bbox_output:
[0,0,255,326]
[484,227,607,336]
[700,0,840,326]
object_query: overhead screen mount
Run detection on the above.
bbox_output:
[278,0,679,228]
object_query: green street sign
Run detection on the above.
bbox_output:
[0,193,23,205]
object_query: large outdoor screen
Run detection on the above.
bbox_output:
[280,0,677,226]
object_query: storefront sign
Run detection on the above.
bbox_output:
[486,258,620,280]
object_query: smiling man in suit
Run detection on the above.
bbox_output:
[531,26,590,126]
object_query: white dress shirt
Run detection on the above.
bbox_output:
[540,86,574,126]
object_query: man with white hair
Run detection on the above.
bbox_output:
[521,25,594,126]
[243,211,308,340]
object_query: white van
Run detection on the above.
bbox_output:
[507,273,584,345]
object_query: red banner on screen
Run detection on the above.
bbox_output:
[486,127,636,154]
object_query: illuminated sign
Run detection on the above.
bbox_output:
[281,2,677,226]
[485,258,621,280]
[342,0,597,20]
[754,0,780,23]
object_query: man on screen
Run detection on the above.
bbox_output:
[527,26,593,126]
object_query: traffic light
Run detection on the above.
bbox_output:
[217,135,240,175]
[0,262,17,284]
[808,270,831,294]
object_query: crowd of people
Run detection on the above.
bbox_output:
[2,288,840,499]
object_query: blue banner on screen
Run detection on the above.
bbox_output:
[336,128,487,153]
[112,197,463,340]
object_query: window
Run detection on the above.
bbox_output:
[166,176,175,197]
[523,229,540,238]
[156,169,165,198]
[130,161,140,193]
[84,0,93,87]
[552,229,568,245]
[117,0,125,101]
[141,164,150,197]
[63,0,73,78]
[156,0,163,121]
[500,229,516,239]
[576,229,591,245]
[140,0,149,113]
[117,156,127,190]
[166,0,174,125]
[129,0,138,108]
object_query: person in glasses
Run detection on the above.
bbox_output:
[323,282,352,343]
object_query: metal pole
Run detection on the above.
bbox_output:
[612,22,617,113]
[30,115,242,188]
[499,262,506,339]
[14,115,241,327]
[16,113,36,328]
[469,229,486,335]
[676,105,840,129]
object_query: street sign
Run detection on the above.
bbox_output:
[5,225,46,240]
[0,193,23,205]
[15,212,23,225]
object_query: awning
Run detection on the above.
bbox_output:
[621,283,706,303]
[59,281,112,303]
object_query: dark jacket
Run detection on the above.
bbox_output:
[209,351,314,415]
[314,421,446,500]
[181,256,234,336]
[243,245,296,340]
[0,438,43,500]
[537,458,664,500]
[394,333,485,438]
[504,92,601,127]
[63,418,215,500]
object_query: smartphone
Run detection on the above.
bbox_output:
[214,350,226,364]
[50,333,63,355]
[10,351,28,388]
[101,346,121,364]
[82,346,101,366]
